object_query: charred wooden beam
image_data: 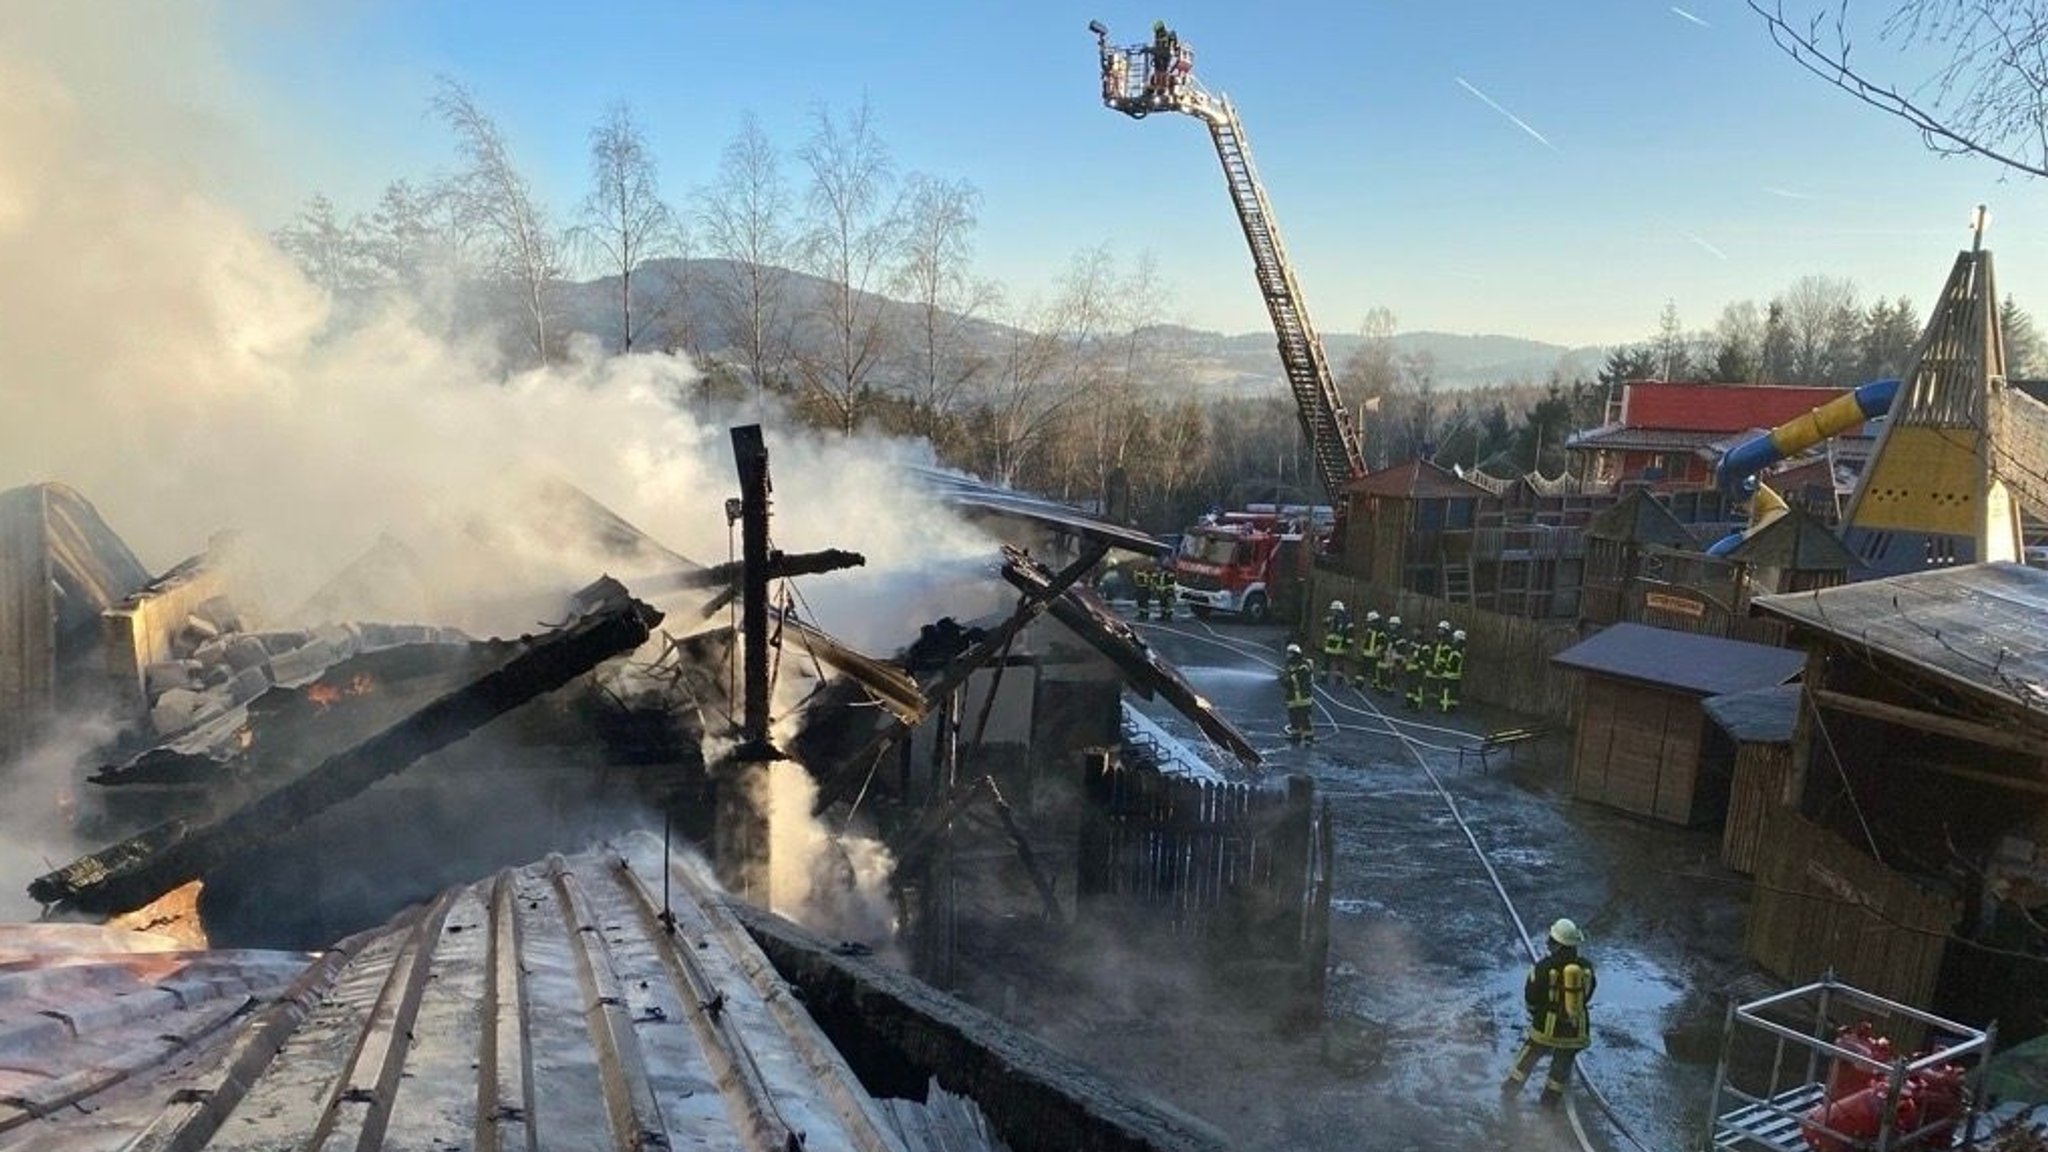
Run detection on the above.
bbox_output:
[29,594,662,913]
[641,548,867,597]
[986,777,1062,922]
[734,424,776,764]
[811,541,1110,813]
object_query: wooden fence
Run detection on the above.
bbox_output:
[1076,755,1331,986]
[1745,806,1962,1012]
[1308,566,1581,724]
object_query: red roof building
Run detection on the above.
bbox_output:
[1568,381,1848,487]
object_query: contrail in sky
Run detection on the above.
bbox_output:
[1453,77,1558,151]
[1763,185,1818,200]
[1670,6,1712,27]
[1682,232,1729,260]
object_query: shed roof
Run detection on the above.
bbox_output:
[1751,562,2048,713]
[1344,458,1495,500]
[1724,504,1862,571]
[1702,684,1802,743]
[1586,487,1697,547]
[1551,622,1806,696]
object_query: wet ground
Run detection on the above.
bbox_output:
[956,616,1764,1152]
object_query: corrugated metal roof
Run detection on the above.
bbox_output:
[1344,458,1494,499]
[1702,684,1802,743]
[1752,562,2048,713]
[1551,622,1806,696]
[1620,382,1848,433]
[1,840,995,1152]
[913,467,1164,556]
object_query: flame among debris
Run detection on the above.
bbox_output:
[107,879,208,950]
[304,673,376,710]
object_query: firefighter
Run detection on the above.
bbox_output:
[1438,629,1466,713]
[1423,619,1453,710]
[1150,21,1174,98]
[1402,625,1429,711]
[1320,600,1353,686]
[1157,561,1179,622]
[1133,564,1154,621]
[1102,44,1128,102]
[1282,643,1315,745]
[1355,610,1384,690]
[1373,615,1402,693]
[1503,918,1597,1108]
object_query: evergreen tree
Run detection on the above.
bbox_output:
[1760,301,1794,382]
[2004,295,2044,379]
[1859,296,1919,382]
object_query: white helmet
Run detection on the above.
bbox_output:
[1365,610,1381,623]
[1329,600,1346,613]
[1453,630,1467,642]
[1549,918,1585,947]
[1286,643,1302,656]
[1438,619,1453,633]
[1387,616,1402,628]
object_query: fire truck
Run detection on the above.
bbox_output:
[1172,505,1331,623]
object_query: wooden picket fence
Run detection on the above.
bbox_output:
[1076,754,1331,985]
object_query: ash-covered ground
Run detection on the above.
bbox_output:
[948,618,1760,1152]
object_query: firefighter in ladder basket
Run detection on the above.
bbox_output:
[1282,643,1315,745]
[1503,918,1597,1107]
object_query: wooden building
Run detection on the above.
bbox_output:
[1701,683,1799,873]
[1565,380,1851,487]
[1339,459,1492,596]
[1750,563,2048,1030]
[1551,622,1805,825]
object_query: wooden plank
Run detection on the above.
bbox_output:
[1813,687,2048,762]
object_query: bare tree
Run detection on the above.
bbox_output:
[893,172,995,440]
[794,100,903,434]
[572,102,678,352]
[699,114,794,414]
[431,79,561,365]
[1777,274,1863,383]
[1749,0,2048,178]
[273,194,373,297]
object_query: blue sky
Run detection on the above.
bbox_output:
[204,0,2048,348]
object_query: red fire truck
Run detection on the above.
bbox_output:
[1170,505,1331,624]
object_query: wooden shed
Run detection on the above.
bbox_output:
[1578,487,1697,627]
[1700,683,1800,873]
[1752,562,2048,1031]
[1551,623,1805,825]
[1339,459,1493,595]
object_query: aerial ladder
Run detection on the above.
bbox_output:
[1090,21,1367,510]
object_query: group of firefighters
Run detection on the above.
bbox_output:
[1128,563,1179,621]
[1280,601,1465,740]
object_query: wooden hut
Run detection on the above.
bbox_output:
[1551,622,1805,825]
[1750,563,2048,1027]
[1700,684,1799,873]
[1724,502,1861,609]
[1338,459,1493,596]
[1578,487,1696,626]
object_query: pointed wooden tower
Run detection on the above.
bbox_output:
[1841,232,2027,574]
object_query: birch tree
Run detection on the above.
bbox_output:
[699,114,794,413]
[573,102,678,352]
[794,100,902,434]
[893,173,995,441]
[431,78,561,364]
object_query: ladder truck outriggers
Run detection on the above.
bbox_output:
[1090,21,1367,624]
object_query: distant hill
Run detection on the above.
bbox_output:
[551,259,1604,392]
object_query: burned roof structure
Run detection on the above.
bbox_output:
[0,838,1224,1152]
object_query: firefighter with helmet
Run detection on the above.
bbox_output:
[1373,615,1402,692]
[1402,624,1430,711]
[1356,609,1384,690]
[1504,918,1597,1107]
[1156,555,1179,622]
[1320,600,1354,687]
[1422,620,1453,710]
[1438,629,1466,712]
[1281,642,1315,745]
[1133,563,1154,621]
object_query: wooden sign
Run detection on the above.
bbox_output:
[1644,591,1706,619]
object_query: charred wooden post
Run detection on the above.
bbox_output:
[731,424,778,765]
[30,592,662,913]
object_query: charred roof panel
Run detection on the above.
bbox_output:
[914,466,1164,555]
[0,843,992,1151]
[1752,562,2048,713]
[1551,622,1805,697]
